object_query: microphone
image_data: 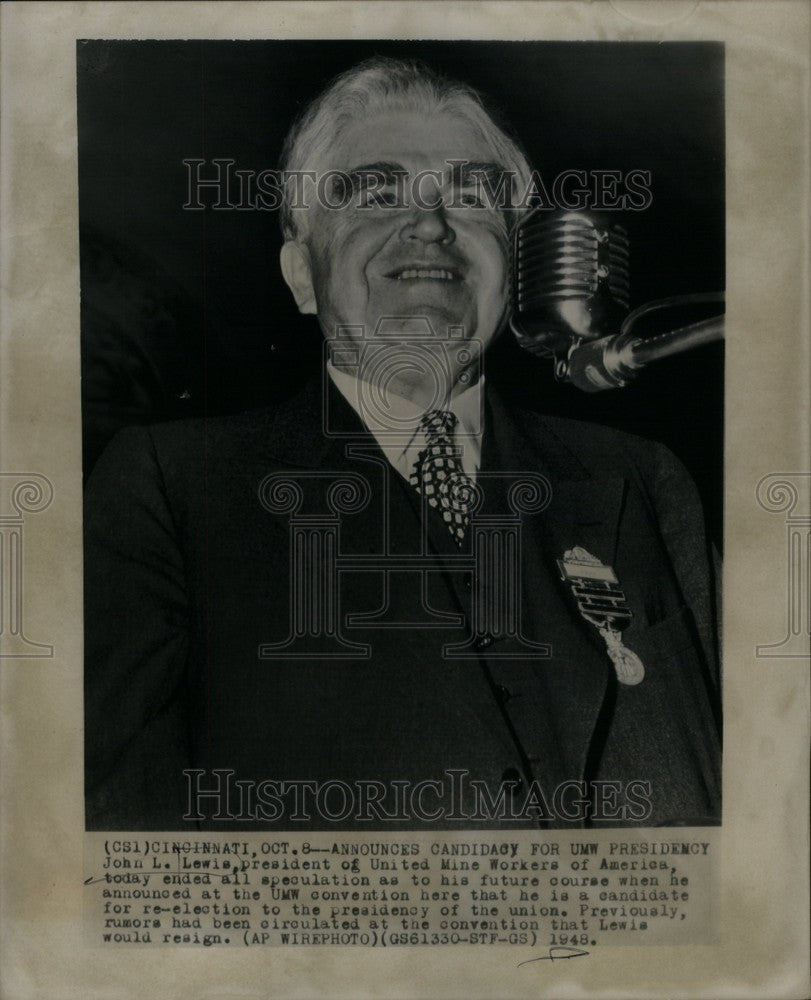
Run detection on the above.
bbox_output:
[510,208,724,391]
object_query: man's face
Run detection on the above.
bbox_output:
[285,109,511,351]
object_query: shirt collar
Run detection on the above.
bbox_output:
[327,360,485,477]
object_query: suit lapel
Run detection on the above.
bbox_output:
[482,382,626,575]
[481,385,628,786]
[253,376,463,585]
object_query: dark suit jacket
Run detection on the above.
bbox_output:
[84,378,721,830]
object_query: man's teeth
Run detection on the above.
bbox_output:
[395,268,456,280]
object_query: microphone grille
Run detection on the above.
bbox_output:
[512,209,630,357]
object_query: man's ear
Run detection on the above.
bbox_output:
[280,240,317,315]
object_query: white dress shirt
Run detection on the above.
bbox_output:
[327,361,484,483]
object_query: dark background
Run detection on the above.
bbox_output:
[77,40,724,545]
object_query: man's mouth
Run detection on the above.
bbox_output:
[385,265,462,282]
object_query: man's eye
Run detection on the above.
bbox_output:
[366,186,402,207]
[454,190,485,208]
[350,172,404,208]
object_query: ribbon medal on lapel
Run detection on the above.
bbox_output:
[558,547,645,686]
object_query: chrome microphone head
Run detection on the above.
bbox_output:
[510,208,630,358]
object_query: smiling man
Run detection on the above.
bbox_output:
[278,60,530,415]
[84,58,721,831]
[283,124,512,370]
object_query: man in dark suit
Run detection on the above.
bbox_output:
[84,58,721,830]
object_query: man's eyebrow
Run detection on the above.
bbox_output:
[347,161,408,179]
[454,161,508,184]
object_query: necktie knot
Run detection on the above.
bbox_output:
[420,409,457,439]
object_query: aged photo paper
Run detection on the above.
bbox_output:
[1,2,809,998]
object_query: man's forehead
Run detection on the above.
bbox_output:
[329,108,499,171]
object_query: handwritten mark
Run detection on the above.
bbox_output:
[518,946,591,967]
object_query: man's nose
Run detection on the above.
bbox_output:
[399,203,455,246]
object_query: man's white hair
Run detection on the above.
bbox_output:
[279,56,533,240]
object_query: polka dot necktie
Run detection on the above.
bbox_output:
[409,409,476,546]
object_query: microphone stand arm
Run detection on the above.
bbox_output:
[566,314,724,393]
